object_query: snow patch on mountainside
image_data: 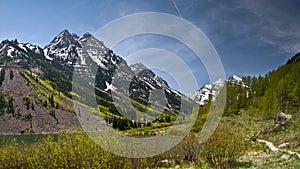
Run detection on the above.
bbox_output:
[188,75,245,105]
[188,79,225,105]
[0,40,43,59]
[18,44,27,52]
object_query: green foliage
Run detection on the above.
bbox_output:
[252,142,268,152]
[0,92,5,116]
[7,96,14,115]
[110,116,137,131]
[23,113,32,121]
[31,101,34,110]
[286,53,300,64]
[152,114,172,123]
[0,134,133,169]
[9,70,14,80]
[224,53,300,119]
[0,69,5,86]
[191,100,212,133]
[21,71,74,112]
[48,94,55,107]
[0,139,24,168]
[172,134,201,162]
[15,108,22,119]
[22,113,33,129]
[0,92,19,117]
[49,109,58,124]
[23,96,31,110]
[198,125,249,169]
[0,133,206,169]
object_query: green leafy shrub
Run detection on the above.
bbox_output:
[0,133,206,169]
[0,128,249,169]
[9,70,14,80]
[0,133,134,169]
[172,134,201,163]
[198,125,249,169]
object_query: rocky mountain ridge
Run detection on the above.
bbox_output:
[0,30,193,123]
[0,30,249,123]
[188,75,245,105]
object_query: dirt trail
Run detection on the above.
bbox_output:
[257,139,300,158]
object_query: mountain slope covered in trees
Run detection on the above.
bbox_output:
[223,53,300,118]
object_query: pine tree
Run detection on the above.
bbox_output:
[0,69,5,86]
[9,70,14,80]
[31,102,34,110]
[7,96,14,115]
[48,95,55,107]
[0,93,5,116]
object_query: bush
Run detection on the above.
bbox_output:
[0,133,205,169]
[0,133,134,169]
[137,134,203,168]
[173,134,200,162]
[198,125,249,169]
[0,129,249,168]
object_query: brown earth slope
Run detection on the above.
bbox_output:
[0,68,81,134]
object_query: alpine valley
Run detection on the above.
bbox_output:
[0,30,299,138]
[1,30,300,168]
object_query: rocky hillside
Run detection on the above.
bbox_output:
[0,67,79,134]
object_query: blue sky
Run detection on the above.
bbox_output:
[0,0,299,94]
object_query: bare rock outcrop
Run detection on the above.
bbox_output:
[274,111,292,126]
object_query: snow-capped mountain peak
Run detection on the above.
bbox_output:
[188,75,246,105]
[50,29,80,47]
[43,30,114,67]
[0,29,194,118]
[188,78,225,105]
[130,62,169,88]
[228,74,242,83]
[82,32,93,38]
[227,74,248,87]
[43,30,81,63]
[0,39,43,60]
[130,62,147,74]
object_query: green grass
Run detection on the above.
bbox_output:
[212,110,300,169]
[237,150,300,169]
[223,109,300,153]
[258,115,300,152]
